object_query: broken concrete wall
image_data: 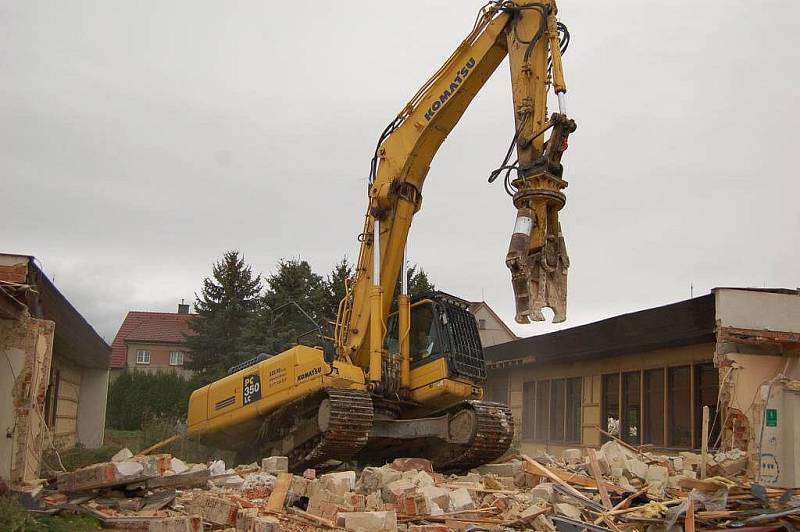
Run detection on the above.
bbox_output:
[49,355,83,449]
[77,366,109,448]
[0,315,54,484]
[713,288,800,484]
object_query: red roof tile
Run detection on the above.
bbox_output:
[110,311,196,368]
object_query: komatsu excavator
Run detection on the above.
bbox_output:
[187,0,576,472]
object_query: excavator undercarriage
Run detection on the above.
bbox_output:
[228,295,514,473]
[236,387,513,473]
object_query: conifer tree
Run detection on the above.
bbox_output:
[185,251,262,378]
[322,257,354,321]
[242,259,328,354]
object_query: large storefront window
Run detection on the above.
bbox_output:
[522,378,582,443]
[601,362,717,450]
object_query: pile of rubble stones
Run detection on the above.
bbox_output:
[20,440,800,531]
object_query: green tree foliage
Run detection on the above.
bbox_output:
[242,259,329,355]
[406,265,435,300]
[322,257,353,320]
[185,251,262,378]
[106,370,199,431]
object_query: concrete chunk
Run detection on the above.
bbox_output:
[261,456,288,474]
[390,458,433,474]
[554,502,582,520]
[148,515,202,532]
[320,470,356,495]
[252,516,281,532]
[111,448,134,463]
[624,458,649,480]
[382,479,417,503]
[235,507,258,531]
[530,482,555,503]
[419,485,450,512]
[476,461,524,478]
[188,494,238,526]
[563,448,582,465]
[447,487,474,512]
[341,510,397,532]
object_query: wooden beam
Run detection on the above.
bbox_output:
[701,405,710,479]
[136,433,183,456]
[520,454,591,502]
[587,448,612,510]
[267,472,292,513]
[685,497,695,532]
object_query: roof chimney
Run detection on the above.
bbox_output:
[178,299,190,314]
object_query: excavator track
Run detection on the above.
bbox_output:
[434,400,515,472]
[285,388,374,472]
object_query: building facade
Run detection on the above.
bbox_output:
[485,288,800,485]
[468,301,518,348]
[0,254,110,484]
[110,304,194,377]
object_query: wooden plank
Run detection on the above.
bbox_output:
[701,405,709,479]
[267,472,292,513]
[287,507,335,529]
[685,497,695,532]
[588,448,613,510]
[146,468,210,489]
[136,433,183,456]
[520,454,591,502]
[595,426,657,463]
[594,487,648,525]
[550,468,627,495]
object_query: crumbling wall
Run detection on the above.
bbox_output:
[0,315,54,484]
[77,366,109,448]
[49,355,82,449]
[713,289,800,482]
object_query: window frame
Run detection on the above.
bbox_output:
[169,351,184,366]
[600,361,717,451]
[522,377,582,444]
[136,350,151,365]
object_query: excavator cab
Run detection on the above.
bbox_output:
[385,292,486,384]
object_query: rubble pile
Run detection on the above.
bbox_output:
[22,440,800,531]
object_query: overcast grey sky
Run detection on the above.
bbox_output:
[2,0,798,343]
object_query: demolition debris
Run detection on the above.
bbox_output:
[17,441,800,531]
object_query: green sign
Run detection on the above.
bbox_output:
[766,408,778,427]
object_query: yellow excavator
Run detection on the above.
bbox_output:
[187,0,576,472]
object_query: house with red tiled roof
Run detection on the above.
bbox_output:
[110,302,195,377]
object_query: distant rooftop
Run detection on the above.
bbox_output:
[110,308,195,369]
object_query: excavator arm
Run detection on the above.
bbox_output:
[335,1,576,389]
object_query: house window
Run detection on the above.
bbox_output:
[549,379,566,441]
[136,350,151,365]
[523,378,581,443]
[478,319,486,330]
[602,373,620,439]
[622,371,641,445]
[695,363,720,449]
[668,366,692,447]
[522,381,536,440]
[534,380,550,441]
[643,368,665,445]
[169,351,184,366]
[602,363,718,449]
[564,377,583,443]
